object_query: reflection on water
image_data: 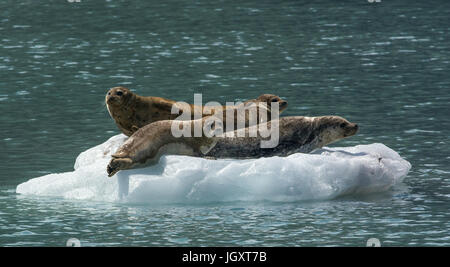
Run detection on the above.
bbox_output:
[0,0,449,246]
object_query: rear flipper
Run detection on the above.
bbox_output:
[107,157,133,177]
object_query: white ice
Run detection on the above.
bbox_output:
[16,134,411,203]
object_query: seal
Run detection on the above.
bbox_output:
[243,94,288,121]
[105,86,287,136]
[105,87,187,136]
[106,117,220,177]
[210,94,288,131]
[106,115,358,176]
[240,93,287,123]
[206,116,359,158]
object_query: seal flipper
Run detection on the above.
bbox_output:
[107,158,133,177]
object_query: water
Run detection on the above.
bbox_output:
[0,0,449,246]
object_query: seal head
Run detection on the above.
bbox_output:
[312,116,358,147]
[254,94,288,113]
[105,87,134,109]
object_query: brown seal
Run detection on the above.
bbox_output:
[243,94,288,120]
[105,86,287,136]
[106,117,220,177]
[105,87,188,136]
[206,93,289,132]
[106,115,358,176]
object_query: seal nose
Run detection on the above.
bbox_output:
[354,124,359,130]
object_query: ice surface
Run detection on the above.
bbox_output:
[16,134,411,203]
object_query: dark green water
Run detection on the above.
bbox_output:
[0,0,449,246]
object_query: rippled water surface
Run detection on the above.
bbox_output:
[0,0,449,246]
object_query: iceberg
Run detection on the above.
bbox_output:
[16,134,411,203]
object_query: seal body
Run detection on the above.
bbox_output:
[106,115,358,176]
[204,94,288,134]
[106,117,220,177]
[106,87,192,136]
[206,116,358,158]
[106,87,287,136]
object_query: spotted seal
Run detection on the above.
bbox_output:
[106,115,358,176]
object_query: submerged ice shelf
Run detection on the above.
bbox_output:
[16,134,411,203]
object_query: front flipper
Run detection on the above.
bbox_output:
[107,157,133,177]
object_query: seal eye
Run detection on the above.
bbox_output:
[340,123,347,128]
[116,91,123,96]
[271,98,278,102]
